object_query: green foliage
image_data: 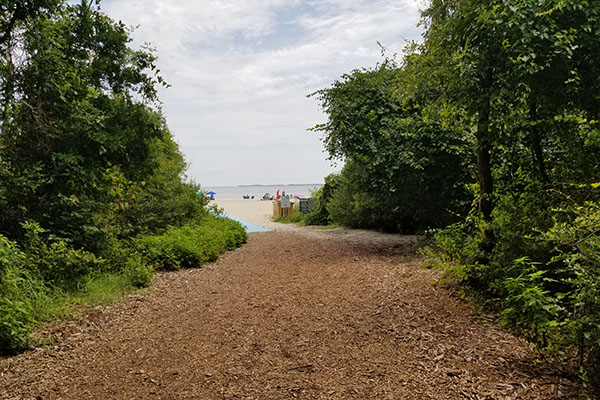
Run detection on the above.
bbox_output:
[478,199,600,374]
[0,236,32,352]
[136,216,247,271]
[500,258,563,348]
[541,201,600,376]
[101,135,209,239]
[0,234,24,277]
[121,256,153,289]
[273,212,305,225]
[304,173,341,226]
[433,222,482,266]
[0,224,154,352]
[19,222,105,290]
[432,195,600,381]
[0,270,34,353]
[77,272,140,307]
[0,1,239,354]
[0,0,180,250]
[310,63,472,232]
[309,0,600,383]
[325,172,358,227]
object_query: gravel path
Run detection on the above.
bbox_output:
[0,203,584,399]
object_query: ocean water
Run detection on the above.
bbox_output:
[203,184,322,200]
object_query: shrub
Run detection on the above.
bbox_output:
[122,256,153,288]
[20,221,107,290]
[136,215,247,270]
[0,235,24,277]
[431,198,600,384]
[0,273,33,353]
[27,241,108,291]
[0,235,32,352]
[500,257,563,348]
[1,224,157,353]
[539,201,600,381]
[325,173,358,228]
[305,174,340,225]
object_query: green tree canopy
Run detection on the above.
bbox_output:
[310,62,472,232]
[0,0,203,249]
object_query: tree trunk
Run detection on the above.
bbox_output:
[529,99,550,183]
[477,68,495,253]
[477,69,494,222]
[0,3,21,123]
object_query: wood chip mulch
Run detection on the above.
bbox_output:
[0,231,589,399]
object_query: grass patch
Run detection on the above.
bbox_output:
[30,271,147,322]
[309,224,341,230]
[76,272,139,306]
[272,213,306,225]
[1,213,246,354]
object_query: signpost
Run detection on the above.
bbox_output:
[272,195,294,217]
[281,195,291,217]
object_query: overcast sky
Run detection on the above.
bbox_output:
[100,0,425,187]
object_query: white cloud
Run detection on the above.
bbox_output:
[101,0,424,186]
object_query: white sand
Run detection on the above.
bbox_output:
[211,199,281,230]
[210,199,419,252]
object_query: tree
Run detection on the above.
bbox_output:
[0,0,198,249]
[310,62,471,232]
[413,0,600,379]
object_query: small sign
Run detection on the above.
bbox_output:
[299,198,315,214]
[281,195,291,208]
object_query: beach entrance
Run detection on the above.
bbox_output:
[1,200,582,399]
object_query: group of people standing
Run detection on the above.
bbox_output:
[261,190,290,201]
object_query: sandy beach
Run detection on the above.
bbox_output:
[211,199,422,252]
[211,199,280,230]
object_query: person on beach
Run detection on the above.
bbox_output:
[276,190,281,200]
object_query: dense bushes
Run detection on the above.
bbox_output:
[429,195,600,381]
[0,237,32,351]
[304,174,341,226]
[0,214,246,353]
[414,0,600,380]
[309,63,471,233]
[309,0,600,384]
[0,1,245,354]
[21,222,108,291]
[136,216,247,270]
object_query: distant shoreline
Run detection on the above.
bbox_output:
[236,183,322,187]
[202,184,322,200]
[204,184,323,188]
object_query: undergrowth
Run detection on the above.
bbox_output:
[136,215,247,270]
[0,214,246,354]
[272,212,306,225]
[422,199,600,388]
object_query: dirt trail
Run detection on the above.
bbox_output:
[0,225,583,399]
